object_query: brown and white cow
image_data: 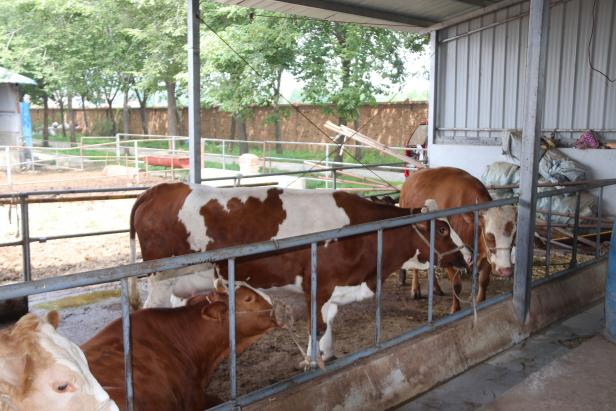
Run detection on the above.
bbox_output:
[0,312,118,411]
[81,282,278,411]
[400,167,517,313]
[128,183,467,361]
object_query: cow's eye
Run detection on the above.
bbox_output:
[53,382,74,393]
[438,227,447,235]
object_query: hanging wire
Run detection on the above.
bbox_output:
[195,7,420,191]
[589,0,616,83]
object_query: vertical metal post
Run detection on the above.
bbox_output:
[513,0,550,323]
[120,277,134,411]
[375,229,383,345]
[20,195,31,282]
[222,140,226,170]
[228,258,237,402]
[333,169,337,190]
[310,242,318,369]
[133,141,139,184]
[545,195,553,276]
[5,147,11,186]
[605,220,616,343]
[325,144,330,189]
[428,219,435,324]
[570,191,581,268]
[115,134,120,162]
[187,0,201,184]
[596,187,604,257]
[472,211,479,304]
[427,30,438,166]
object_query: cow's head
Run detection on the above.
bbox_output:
[413,199,468,270]
[196,279,280,340]
[480,205,517,277]
[0,312,118,411]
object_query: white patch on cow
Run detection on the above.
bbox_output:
[308,282,375,360]
[177,185,271,252]
[481,205,517,271]
[37,323,115,406]
[275,190,350,240]
[401,249,429,271]
[172,268,216,298]
[443,220,472,263]
[235,281,273,305]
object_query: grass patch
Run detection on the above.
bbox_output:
[34,289,120,310]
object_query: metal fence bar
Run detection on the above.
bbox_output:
[20,195,31,282]
[375,229,383,345]
[120,277,134,411]
[596,187,604,258]
[0,229,129,249]
[545,195,553,276]
[570,191,581,268]
[4,146,12,186]
[428,219,435,324]
[310,242,318,369]
[333,170,337,189]
[472,211,479,307]
[228,258,238,403]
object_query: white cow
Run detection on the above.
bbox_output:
[0,311,119,411]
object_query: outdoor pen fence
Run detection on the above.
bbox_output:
[0,178,614,410]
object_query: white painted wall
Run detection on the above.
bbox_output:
[0,83,22,168]
[428,143,616,215]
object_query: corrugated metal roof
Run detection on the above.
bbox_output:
[0,67,36,85]
[213,0,507,32]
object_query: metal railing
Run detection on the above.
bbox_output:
[0,178,613,411]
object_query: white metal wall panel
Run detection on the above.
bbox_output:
[435,0,616,145]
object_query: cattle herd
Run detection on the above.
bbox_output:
[0,167,517,410]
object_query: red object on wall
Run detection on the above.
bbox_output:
[143,155,190,169]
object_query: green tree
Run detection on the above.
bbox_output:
[201,8,300,154]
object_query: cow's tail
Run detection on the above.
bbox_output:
[128,191,149,310]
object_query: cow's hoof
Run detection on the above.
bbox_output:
[449,306,460,314]
[434,288,445,297]
[411,290,422,300]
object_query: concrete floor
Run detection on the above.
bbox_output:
[395,302,614,411]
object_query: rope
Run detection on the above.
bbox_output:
[449,270,478,326]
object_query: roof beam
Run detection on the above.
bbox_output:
[451,0,494,6]
[276,0,436,27]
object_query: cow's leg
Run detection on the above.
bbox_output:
[399,268,407,285]
[128,277,140,311]
[446,267,462,313]
[410,269,422,299]
[432,274,445,296]
[476,259,491,303]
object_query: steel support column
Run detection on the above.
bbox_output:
[513,0,550,323]
[187,0,201,184]
[427,31,438,159]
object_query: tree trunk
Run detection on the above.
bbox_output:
[135,90,149,135]
[353,116,363,160]
[42,94,49,147]
[106,99,117,136]
[273,69,283,154]
[333,117,346,163]
[68,95,76,144]
[122,88,130,136]
[80,95,89,133]
[58,98,66,138]
[229,115,236,150]
[237,115,248,155]
[166,81,178,137]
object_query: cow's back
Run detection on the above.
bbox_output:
[400,167,492,243]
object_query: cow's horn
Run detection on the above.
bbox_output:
[422,199,439,213]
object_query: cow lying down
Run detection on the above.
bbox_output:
[0,312,118,411]
[81,281,279,411]
[128,183,468,362]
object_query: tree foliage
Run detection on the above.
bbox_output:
[0,0,427,136]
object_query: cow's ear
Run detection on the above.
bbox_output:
[0,354,28,391]
[201,302,228,321]
[46,311,60,329]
